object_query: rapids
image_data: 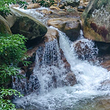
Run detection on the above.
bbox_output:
[12,7,110,110]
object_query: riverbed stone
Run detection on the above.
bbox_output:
[65,72,77,86]
[44,28,59,42]
[82,0,110,42]
[50,5,60,10]
[47,17,81,41]
[0,15,12,34]
[40,9,52,14]
[27,3,40,9]
[77,5,85,12]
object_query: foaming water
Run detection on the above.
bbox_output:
[33,39,67,94]
[11,7,110,110]
[13,28,110,110]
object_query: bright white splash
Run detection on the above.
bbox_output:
[13,28,110,110]
[12,7,110,110]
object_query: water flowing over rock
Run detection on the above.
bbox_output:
[11,3,110,110]
[73,38,98,60]
[0,15,12,34]
[13,38,76,96]
[82,0,110,42]
[47,18,81,41]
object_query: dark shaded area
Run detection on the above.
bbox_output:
[95,41,110,55]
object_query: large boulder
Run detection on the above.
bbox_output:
[82,0,110,42]
[10,7,47,47]
[47,17,81,41]
[11,16,47,40]
[0,15,12,34]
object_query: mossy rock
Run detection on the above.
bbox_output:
[0,15,12,34]
[11,16,47,40]
[82,0,110,42]
[10,7,47,47]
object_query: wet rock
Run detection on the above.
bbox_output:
[93,97,110,110]
[101,60,110,71]
[27,3,40,9]
[44,28,59,42]
[73,39,98,60]
[0,15,12,34]
[50,5,60,10]
[82,0,110,42]
[57,10,67,15]
[65,72,77,86]
[47,17,81,41]
[77,5,85,12]
[40,9,52,14]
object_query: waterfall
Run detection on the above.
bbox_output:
[13,27,110,110]
[12,6,110,110]
[33,39,67,94]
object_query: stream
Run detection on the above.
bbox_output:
[12,7,110,110]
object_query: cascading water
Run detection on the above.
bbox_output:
[13,27,110,110]
[12,6,110,110]
[33,39,68,94]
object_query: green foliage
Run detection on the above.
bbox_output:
[0,0,27,16]
[0,64,19,85]
[0,33,27,109]
[0,88,23,110]
[0,34,27,65]
[36,0,54,7]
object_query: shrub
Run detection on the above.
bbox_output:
[0,33,27,110]
[0,34,27,65]
[0,0,27,17]
[0,88,22,110]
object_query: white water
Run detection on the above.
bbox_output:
[12,7,110,110]
[13,28,110,110]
